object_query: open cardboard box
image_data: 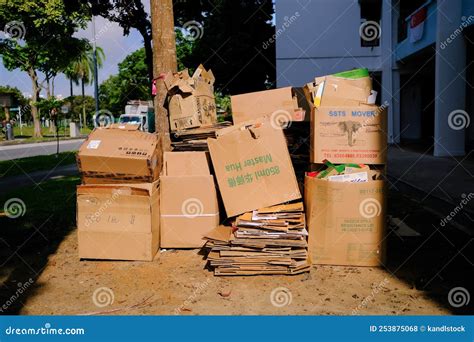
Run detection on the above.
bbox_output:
[77,180,160,261]
[304,173,386,267]
[303,72,387,164]
[207,117,301,217]
[230,87,310,125]
[160,152,219,248]
[77,124,162,184]
[164,64,217,132]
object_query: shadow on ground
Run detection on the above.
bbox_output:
[0,176,80,314]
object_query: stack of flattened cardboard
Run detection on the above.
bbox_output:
[205,202,310,275]
[171,122,232,151]
[76,124,161,261]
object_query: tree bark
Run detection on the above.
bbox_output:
[4,107,10,122]
[82,78,86,129]
[27,67,42,138]
[150,0,177,153]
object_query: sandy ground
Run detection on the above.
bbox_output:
[19,231,449,316]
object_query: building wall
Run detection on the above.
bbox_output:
[275,0,383,87]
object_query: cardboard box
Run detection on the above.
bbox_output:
[165,64,217,132]
[310,104,387,164]
[77,181,160,261]
[231,87,309,125]
[304,175,385,266]
[77,124,162,184]
[160,152,219,248]
[207,118,301,217]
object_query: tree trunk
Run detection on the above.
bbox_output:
[46,75,56,134]
[150,0,177,153]
[27,67,42,138]
[82,78,86,129]
[4,107,10,122]
[70,79,74,97]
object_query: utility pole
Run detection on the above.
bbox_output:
[92,15,100,114]
[150,0,177,152]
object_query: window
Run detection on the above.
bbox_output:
[359,0,382,47]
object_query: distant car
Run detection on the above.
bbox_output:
[118,114,148,132]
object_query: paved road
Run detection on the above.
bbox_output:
[0,139,85,161]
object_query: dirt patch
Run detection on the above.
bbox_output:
[19,231,449,315]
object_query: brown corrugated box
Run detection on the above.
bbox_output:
[230,87,309,124]
[165,64,217,131]
[304,175,386,266]
[207,117,301,217]
[77,180,160,261]
[77,124,162,184]
[304,75,387,164]
[160,152,219,248]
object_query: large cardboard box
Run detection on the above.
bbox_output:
[231,87,309,124]
[160,152,219,248]
[207,118,301,217]
[304,175,385,266]
[165,64,217,132]
[77,124,162,184]
[310,104,387,164]
[77,181,160,261]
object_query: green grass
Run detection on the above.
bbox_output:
[0,151,77,178]
[0,126,91,144]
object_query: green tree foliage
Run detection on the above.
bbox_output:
[99,48,150,115]
[73,0,153,84]
[64,95,95,123]
[0,0,91,137]
[0,85,27,120]
[174,0,275,94]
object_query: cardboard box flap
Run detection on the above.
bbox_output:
[77,181,159,196]
[108,123,141,131]
[204,225,233,242]
[192,64,215,84]
[207,117,301,217]
[163,71,194,94]
[163,151,210,176]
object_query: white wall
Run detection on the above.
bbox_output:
[275,0,383,86]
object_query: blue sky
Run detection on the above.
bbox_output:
[0,5,150,99]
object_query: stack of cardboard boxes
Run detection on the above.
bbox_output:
[75,64,387,272]
[303,69,387,267]
[76,124,161,261]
